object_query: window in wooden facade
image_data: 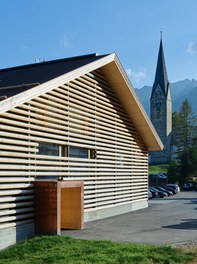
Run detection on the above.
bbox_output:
[38,142,59,156]
[68,146,89,159]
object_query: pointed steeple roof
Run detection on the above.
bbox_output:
[151,34,169,98]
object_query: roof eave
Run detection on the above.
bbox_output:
[101,55,164,151]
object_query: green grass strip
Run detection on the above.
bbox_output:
[0,236,196,264]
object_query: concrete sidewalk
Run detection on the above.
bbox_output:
[62,191,197,245]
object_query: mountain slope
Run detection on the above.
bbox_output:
[135,79,197,116]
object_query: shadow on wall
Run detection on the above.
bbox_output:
[16,223,35,243]
[0,223,34,250]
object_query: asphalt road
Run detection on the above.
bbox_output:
[63,191,197,245]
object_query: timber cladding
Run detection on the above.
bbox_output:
[0,69,148,231]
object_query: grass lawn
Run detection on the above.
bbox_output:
[149,163,169,174]
[0,236,196,264]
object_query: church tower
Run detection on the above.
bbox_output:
[150,34,172,164]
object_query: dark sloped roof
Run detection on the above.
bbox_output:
[0,53,108,98]
[151,38,169,98]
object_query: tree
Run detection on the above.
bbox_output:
[167,160,179,183]
[172,99,197,153]
[179,142,197,185]
[172,111,182,150]
[168,142,197,186]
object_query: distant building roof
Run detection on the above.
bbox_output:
[0,53,107,98]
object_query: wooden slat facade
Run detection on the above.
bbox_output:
[0,69,148,231]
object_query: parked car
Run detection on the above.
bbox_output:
[149,173,168,186]
[149,173,167,179]
[166,184,180,192]
[162,186,177,195]
[148,190,153,199]
[156,187,173,196]
[183,183,193,190]
[149,188,159,198]
[150,187,168,198]
[158,172,168,179]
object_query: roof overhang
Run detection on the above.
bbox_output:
[0,53,163,151]
[101,55,163,151]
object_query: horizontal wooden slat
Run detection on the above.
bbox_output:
[0,189,33,196]
[0,169,147,176]
[0,201,33,209]
[0,138,38,146]
[0,195,34,203]
[0,219,33,229]
[0,207,33,217]
[0,177,35,182]
[0,213,34,223]
[0,183,33,189]
[0,157,134,165]
[0,164,134,170]
[0,144,37,153]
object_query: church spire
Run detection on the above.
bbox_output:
[151,34,169,98]
[150,34,172,164]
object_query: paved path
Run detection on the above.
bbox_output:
[62,191,197,245]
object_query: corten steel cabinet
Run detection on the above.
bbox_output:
[34,180,84,235]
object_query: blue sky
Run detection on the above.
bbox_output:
[1,0,197,88]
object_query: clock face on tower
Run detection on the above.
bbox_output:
[153,86,163,120]
[155,100,162,119]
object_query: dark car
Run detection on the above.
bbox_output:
[158,172,167,179]
[183,183,193,190]
[166,184,180,193]
[156,187,173,196]
[149,173,167,179]
[163,186,177,195]
[150,187,168,198]
[148,190,153,199]
[149,188,159,198]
